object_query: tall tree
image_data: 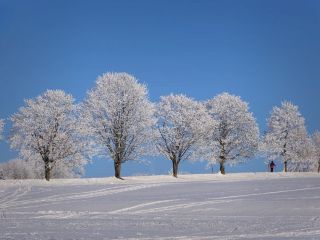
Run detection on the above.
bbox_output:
[9,90,89,181]
[82,72,155,179]
[154,94,213,177]
[262,101,307,172]
[206,93,259,174]
[312,131,320,173]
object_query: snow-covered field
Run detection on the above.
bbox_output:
[1,173,320,240]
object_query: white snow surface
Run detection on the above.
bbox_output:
[1,172,320,240]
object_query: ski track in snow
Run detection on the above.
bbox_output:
[1,173,320,239]
[0,185,31,209]
[123,227,320,240]
[0,183,164,209]
[102,185,320,216]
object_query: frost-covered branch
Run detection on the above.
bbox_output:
[0,119,4,141]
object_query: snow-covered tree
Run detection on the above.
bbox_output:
[81,72,155,179]
[205,93,259,174]
[23,154,87,179]
[312,131,320,173]
[154,94,213,177]
[0,119,4,140]
[262,101,308,172]
[0,157,84,180]
[0,159,35,179]
[287,135,316,172]
[9,90,89,181]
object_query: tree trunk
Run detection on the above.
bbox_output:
[45,162,51,181]
[172,160,179,178]
[219,141,226,175]
[318,161,320,173]
[284,161,288,172]
[219,162,225,174]
[114,161,124,180]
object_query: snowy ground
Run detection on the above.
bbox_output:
[1,173,320,240]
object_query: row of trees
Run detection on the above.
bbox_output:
[0,72,319,180]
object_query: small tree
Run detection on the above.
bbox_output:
[205,93,259,174]
[0,159,35,179]
[9,90,89,181]
[312,131,320,173]
[262,101,307,172]
[82,72,155,179]
[154,94,213,177]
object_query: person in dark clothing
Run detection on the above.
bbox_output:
[269,161,276,172]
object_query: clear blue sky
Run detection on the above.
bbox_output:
[1,0,320,177]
